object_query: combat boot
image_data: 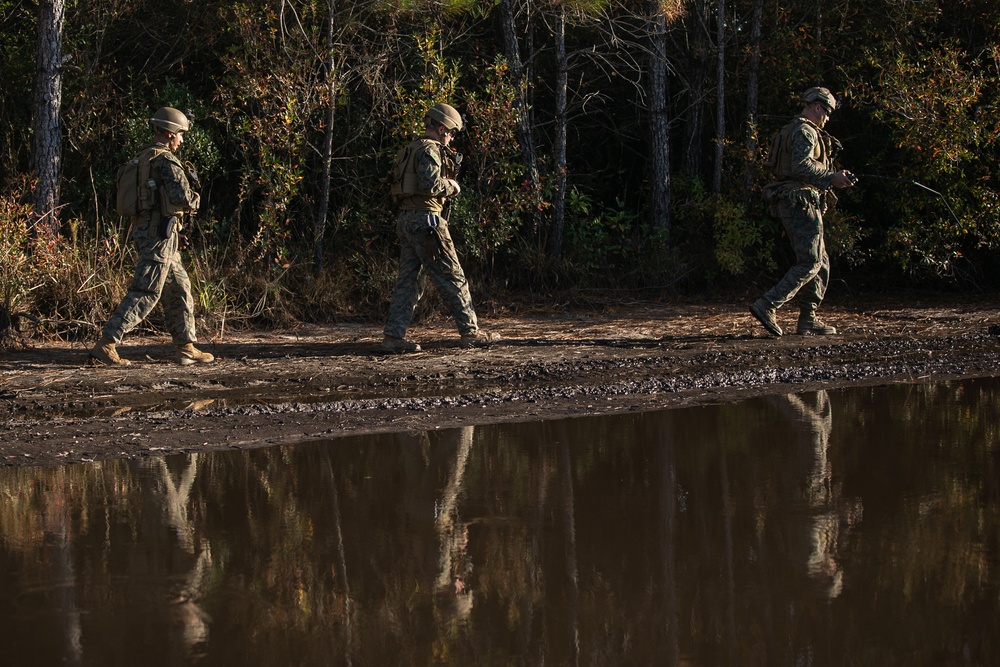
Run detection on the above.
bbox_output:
[460,330,500,348]
[749,299,782,337]
[177,342,215,366]
[382,335,421,353]
[797,313,837,335]
[89,336,132,366]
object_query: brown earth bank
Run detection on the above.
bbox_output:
[3,293,1000,468]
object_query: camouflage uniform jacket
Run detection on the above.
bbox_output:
[762,116,840,211]
[138,141,200,223]
[392,136,460,214]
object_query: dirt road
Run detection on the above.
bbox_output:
[3,296,999,467]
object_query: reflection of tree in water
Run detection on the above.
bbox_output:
[0,419,615,664]
[0,458,214,664]
[41,467,83,666]
[7,379,1000,664]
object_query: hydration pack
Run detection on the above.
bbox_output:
[389,142,422,201]
[115,146,167,217]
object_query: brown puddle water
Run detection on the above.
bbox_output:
[2,378,999,665]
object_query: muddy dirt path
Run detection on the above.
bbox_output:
[3,296,999,467]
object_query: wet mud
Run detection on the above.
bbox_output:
[3,296,999,467]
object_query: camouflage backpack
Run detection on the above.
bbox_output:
[115,146,167,217]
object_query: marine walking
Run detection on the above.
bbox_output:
[89,107,215,367]
[382,103,498,353]
[750,87,856,337]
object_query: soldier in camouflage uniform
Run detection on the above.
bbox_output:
[382,103,499,353]
[90,107,214,366]
[750,87,856,337]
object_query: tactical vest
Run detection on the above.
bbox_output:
[763,117,842,213]
[154,150,193,217]
[764,117,833,183]
[390,138,459,213]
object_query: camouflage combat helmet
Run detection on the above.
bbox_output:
[150,107,191,134]
[800,87,837,111]
[425,103,463,132]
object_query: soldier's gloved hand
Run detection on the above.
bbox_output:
[179,233,191,250]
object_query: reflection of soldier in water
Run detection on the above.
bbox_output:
[433,427,475,611]
[769,390,862,600]
[136,455,212,659]
[398,426,476,630]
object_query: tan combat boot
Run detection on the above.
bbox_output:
[177,342,215,366]
[381,335,421,353]
[459,330,500,348]
[749,299,782,337]
[797,312,837,335]
[89,336,132,366]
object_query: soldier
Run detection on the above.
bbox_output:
[89,107,214,366]
[750,87,856,337]
[382,103,498,353]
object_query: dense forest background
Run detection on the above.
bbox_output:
[2,0,999,339]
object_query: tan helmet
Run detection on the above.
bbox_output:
[150,107,191,134]
[425,103,463,132]
[801,87,837,111]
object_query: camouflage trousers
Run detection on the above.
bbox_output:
[384,211,478,338]
[761,198,829,314]
[102,215,197,344]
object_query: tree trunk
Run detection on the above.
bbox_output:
[549,4,568,260]
[499,0,541,239]
[712,0,726,195]
[647,1,672,240]
[740,0,765,206]
[30,0,66,237]
[314,0,337,273]
[682,0,711,178]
